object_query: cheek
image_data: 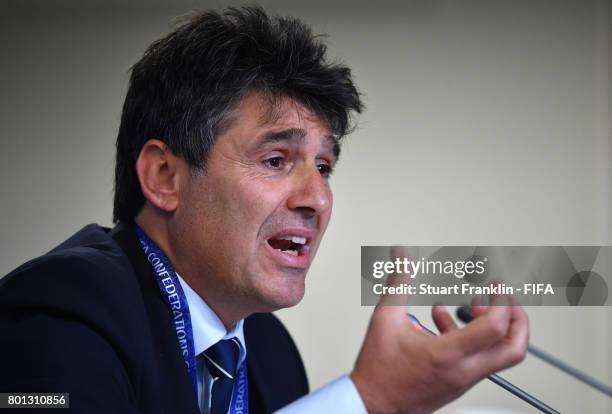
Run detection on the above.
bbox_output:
[235,176,288,218]
[208,176,287,255]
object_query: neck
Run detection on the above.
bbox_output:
[135,206,246,331]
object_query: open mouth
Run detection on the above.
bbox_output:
[267,235,309,257]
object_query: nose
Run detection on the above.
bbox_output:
[286,163,332,218]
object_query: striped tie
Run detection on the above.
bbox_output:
[202,338,241,414]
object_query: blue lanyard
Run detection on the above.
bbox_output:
[230,361,249,414]
[136,226,198,394]
[136,225,248,414]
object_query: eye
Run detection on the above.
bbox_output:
[263,156,284,169]
[317,163,333,178]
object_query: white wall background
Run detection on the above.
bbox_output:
[1,0,610,412]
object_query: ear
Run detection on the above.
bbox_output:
[136,139,181,213]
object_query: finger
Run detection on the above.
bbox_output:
[375,246,414,312]
[488,280,516,309]
[432,304,458,333]
[439,304,513,357]
[506,303,529,352]
[467,304,529,374]
[489,289,513,307]
[470,296,488,318]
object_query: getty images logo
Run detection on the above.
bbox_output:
[372,256,488,279]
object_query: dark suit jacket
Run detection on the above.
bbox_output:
[0,223,309,413]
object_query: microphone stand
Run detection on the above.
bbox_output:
[457,305,612,398]
[408,314,561,414]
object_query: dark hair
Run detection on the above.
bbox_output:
[113,5,363,223]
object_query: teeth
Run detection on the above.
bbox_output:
[275,248,299,256]
[292,236,306,245]
[279,235,307,245]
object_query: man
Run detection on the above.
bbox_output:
[0,6,529,414]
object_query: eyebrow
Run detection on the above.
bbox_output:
[261,128,341,159]
[262,128,306,143]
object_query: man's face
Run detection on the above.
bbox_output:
[171,94,335,315]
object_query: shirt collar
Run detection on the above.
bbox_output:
[176,274,246,363]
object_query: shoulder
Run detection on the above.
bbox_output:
[0,224,150,408]
[1,224,140,310]
[0,223,149,351]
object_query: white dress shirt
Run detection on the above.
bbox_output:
[176,275,246,414]
[176,275,366,414]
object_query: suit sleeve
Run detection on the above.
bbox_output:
[0,252,147,414]
[0,308,141,414]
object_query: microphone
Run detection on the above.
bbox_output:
[408,313,560,414]
[457,305,612,398]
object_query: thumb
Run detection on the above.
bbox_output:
[374,246,414,321]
